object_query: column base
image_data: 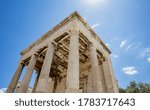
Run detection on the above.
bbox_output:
[106,88,115,93]
[6,89,13,93]
[92,82,103,93]
[35,91,46,93]
[106,87,118,93]
[65,88,82,93]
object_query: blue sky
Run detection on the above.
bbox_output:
[0,0,150,90]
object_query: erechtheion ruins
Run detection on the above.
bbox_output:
[6,12,118,93]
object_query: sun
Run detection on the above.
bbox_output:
[81,0,108,8]
[87,0,105,5]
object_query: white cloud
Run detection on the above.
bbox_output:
[91,23,100,29]
[126,44,132,50]
[139,48,150,63]
[120,40,127,48]
[111,54,118,58]
[105,43,110,48]
[122,66,138,75]
[0,88,7,93]
[147,57,150,63]
[139,48,150,58]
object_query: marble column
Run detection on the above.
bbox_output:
[36,42,54,93]
[46,77,54,93]
[99,64,107,92]
[32,71,40,93]
[6,62,24,93]
[18,54,37,93]
[65,29,81,93]
[102,57,118,93]
[89,44,103,93]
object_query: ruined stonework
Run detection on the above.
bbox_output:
[6,12,119,93]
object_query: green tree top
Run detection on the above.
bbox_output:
[119,81,150,93]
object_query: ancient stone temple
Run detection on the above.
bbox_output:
[6,11,118,93]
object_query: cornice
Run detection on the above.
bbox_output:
[21,11,111,55]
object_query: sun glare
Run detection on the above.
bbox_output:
[87,0,105,5]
